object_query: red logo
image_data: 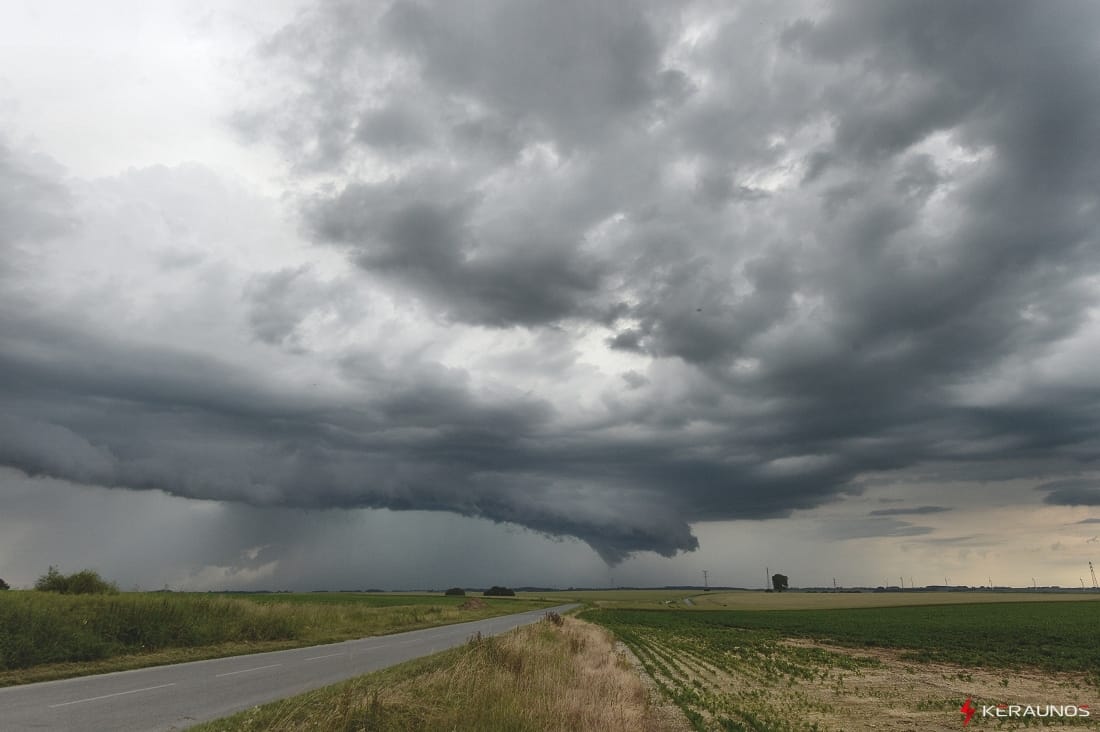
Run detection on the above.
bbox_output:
[960,697,976,726]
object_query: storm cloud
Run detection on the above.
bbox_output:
[3,1,1100,568]
[868,506,950,517]
[1041,479,1100,507]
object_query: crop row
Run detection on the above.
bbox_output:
[590,612,878,731]
[589,601,1100,675]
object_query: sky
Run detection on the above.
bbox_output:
[2,0,1100,592]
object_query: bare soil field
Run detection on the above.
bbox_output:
[777,639,1094,730]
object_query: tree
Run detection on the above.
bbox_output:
[771,573,789,593]
[483,585,515,597]
[35,565,67,592]
[34,566,118,594]
[0,577,9,591]
[443,587,466,596]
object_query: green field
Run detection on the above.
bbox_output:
[223,592,527,607]
[691,589,1100,610]
[517,589,700,604]
[0,591,551,687]
[520,588,1100,611]
[584,600,1100,731]
[585,601,1100,674]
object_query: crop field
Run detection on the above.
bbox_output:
[0,591,550,686]
[223,591,526,607]
[585,601,1100,731]
[691,590,1100,611]
[516,589,701,604]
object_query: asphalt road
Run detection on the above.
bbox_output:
[0,603,578,731]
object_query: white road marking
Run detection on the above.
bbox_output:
[215,664,282,678]
[48,683,176,708]
[304,653,345,661]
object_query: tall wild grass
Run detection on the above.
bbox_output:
[0,593,300,670]
[0,592,548,679]
[195,615,667,732]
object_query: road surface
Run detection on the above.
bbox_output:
[0,603,578,731]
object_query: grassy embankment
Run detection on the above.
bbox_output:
[0,591,549,687]
[584,600,1100,730]
[193,614,669,732]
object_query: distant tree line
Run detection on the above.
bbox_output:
[0,577,9,591]
[483,586,515,597]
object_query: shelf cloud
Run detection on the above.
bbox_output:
[2,1,1100,571]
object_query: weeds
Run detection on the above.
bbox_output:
[194,617,664,732]
[0,591,550,683]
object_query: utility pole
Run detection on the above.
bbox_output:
[1090,561,1099,590]
[766,567,770,591]
[832,577,837,591]
[703,570,709,590]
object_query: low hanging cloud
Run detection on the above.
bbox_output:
[3,1,1100,564]
[1040,479,1100,507]
[868,506,951,517]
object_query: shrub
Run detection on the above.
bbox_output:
[483,586,515,597]
[444,587,466,596]
[0,578,9,591]
[34,566,118,595]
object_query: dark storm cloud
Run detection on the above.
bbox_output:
[1039,479,1100,507]
[302,177,612,326]
[0,137,74,256]
[244,266,363,349]
[868,506,950,517]
[5,1,1100,564]
[380,0,664,148]
[0,307,699,561]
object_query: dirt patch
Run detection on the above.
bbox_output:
[770,638,1097,730]
[458,598,488,610]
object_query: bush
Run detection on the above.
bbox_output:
[443,587,466,596]
[0,578,9,590]
[34,566,118,595]
[483,586,515,597]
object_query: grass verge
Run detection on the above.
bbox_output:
[194,615,669,732]
[0,592,549,687]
